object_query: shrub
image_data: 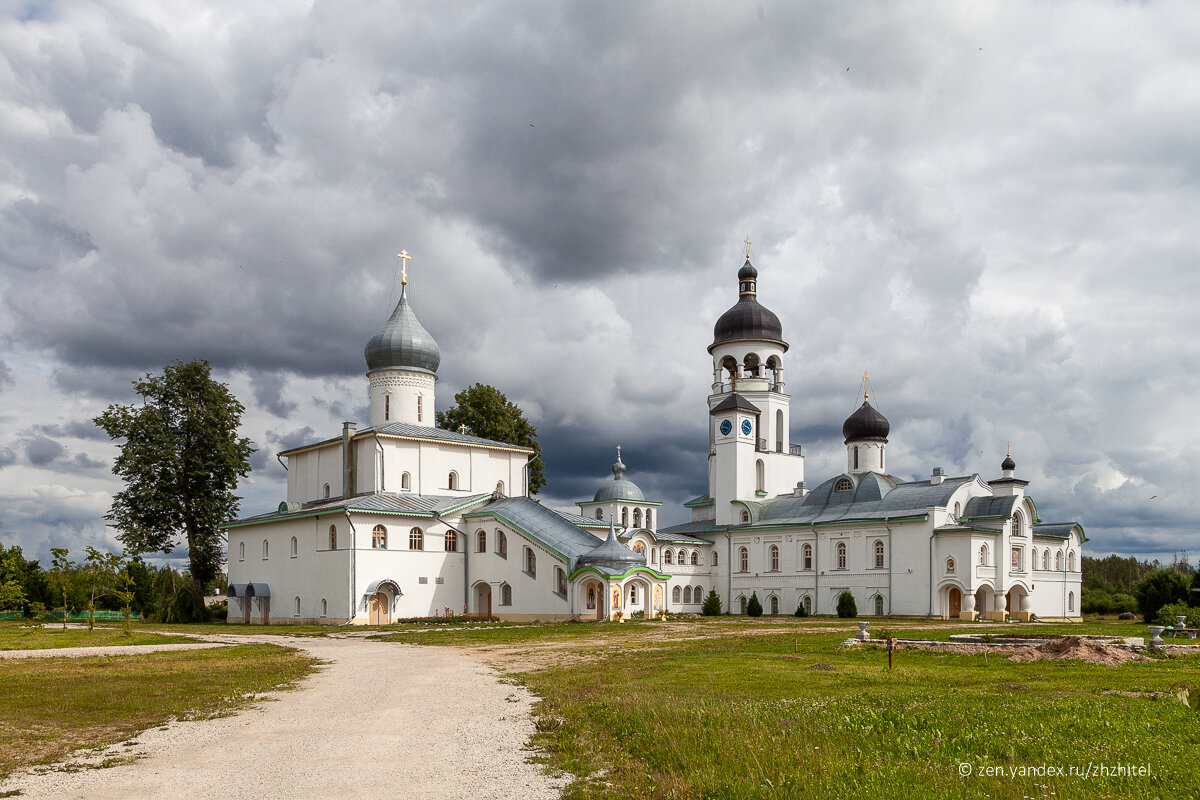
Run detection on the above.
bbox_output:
[701,589,723,616]
[836,590,857,619]
[794,602,809,618]
[746,592,763,617]
[1135,569,1191,622]
[1154,602,1200,629]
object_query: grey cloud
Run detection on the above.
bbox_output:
[251,371,298,418]
[24,436,64,466]
[0,447,16,469]
[0,360,11,390]
[72,452,106,470]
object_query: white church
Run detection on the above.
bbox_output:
[223,250,1084,624]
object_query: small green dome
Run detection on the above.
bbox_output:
[364,288,441,373]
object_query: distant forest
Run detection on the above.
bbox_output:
[1082,553,1198,620]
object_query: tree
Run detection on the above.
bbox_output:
[746,591,763,617]
[82,546,113,632]
[701,588,723,616]
[436,383,546,494]
[50,548,74,629]
[1134,569,1191,622]
[836,590,858,619]
[95,360,254,602]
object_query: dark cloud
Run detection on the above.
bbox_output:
[0,360,12,390]
[24,436,64,466]
[251,371,298,418]
[0,447,16,469]
[72,452,106,470]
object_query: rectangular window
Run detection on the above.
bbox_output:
[1011,548,1021,570]
[419,576,429,584]
[435,577,445,585]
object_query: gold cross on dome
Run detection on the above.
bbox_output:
[398,249,411,285]
[863,370,870,401]
[744,235,752,260]
[1006,441,1011,457]
[459,424,467,435]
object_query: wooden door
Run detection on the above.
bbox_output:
[242,598,250,624]
[369,592,389,624]
[948,587,961,618]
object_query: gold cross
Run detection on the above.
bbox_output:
[459,424,467,435]
[398,249,411,286]
[1006,441,1011,457]
[744,235,751,260]
[863,370,870,401]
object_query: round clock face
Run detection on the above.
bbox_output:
[741,419,753,436]
[719,419,733,436]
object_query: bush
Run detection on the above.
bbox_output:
[794,602,809,618]
[836,590,857,619]
[701,589,723,616]
[1154,602,1200,629]
[746,592,763,617]
[1135,569,1191,622]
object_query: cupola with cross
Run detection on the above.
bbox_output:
[843,371,890,473]
[707,238,805,523]
[364,250,440,428]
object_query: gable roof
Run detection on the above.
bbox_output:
[278,423,534,457]
[750,474,977,528]
[464,497,640,571]
[225,492,494,528]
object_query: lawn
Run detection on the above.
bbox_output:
[0,623,191,650]
[385,617,1200,799]
[0,643,319,780]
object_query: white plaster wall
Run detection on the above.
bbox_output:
[368,369,435,428]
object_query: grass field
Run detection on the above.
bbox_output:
[0,623,191,650]
[383,617,1200,799]
[0,643,319,780]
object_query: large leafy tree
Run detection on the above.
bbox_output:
[95,360,254,601]
[436,383,546,494]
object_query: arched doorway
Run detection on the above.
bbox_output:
[583,581,605,620]
[948,586,962,619]
[369,592,390,624]
[474,583,492,617]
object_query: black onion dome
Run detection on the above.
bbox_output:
[1001,454,1016,471]
[709,260,787,353]
[842,400,890,443]
[737,260,758,281]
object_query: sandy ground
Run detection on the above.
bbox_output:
[0,642,228,659]
[1,636,567,800]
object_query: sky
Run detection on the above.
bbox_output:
[1,1,1198,568]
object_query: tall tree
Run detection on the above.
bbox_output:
[95,360,254,602]
[436,383,546,494]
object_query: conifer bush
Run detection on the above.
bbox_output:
[836,590,857,618]
[701,589,723,616]
[746,592,763,617]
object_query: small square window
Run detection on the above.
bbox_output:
[418,576,429,585]
[435,577,445,585]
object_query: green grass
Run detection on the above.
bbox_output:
[0,643,319,779]
[393,617,1200,799]
[0,623,191,650]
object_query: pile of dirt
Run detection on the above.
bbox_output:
[807,662,836,671]
[1007,636,1147,665]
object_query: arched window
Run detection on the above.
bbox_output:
[835,478,853,492]
[329,525,337,550]
[853,446,859,470]
[739,547,749,572]
[621,507,629,527]
[321,598,327,617]
[498,531,508,557]
[651,548,657,564]
[633,508,642,528]
[712,551,718,567]
[1068,551,1075,572]
[290,536,298,557]
[691,551,699,566]
[775,408,784,448]
[953,501,961,520]
[444,531,458,552]
[497,481,505,494]
[239,541,245,561]
[672,586,682,603]
[401,472,411,491]
[874,595,884,616]
[408,527,423,551]
[477,530,487,552]
[384,394,390,421]
[979,544,989,566]
[683,586,692,604]
[525,547,536,576]
[417,395,423,422]
[555,567,567,596]
[664,550,673,565]
[323,483,331,499]
[677,549,686,565]
[739,596,748,614]
[586,586,596,609]
[1068,591,1075,612]
[946,557,956,574]
[769,545,780,571]
[646,509,653,528]
[629,584,637,604]
[448,471,458,490]
[1012,513,1022,537]
[1043,550,1050,570]
[263,539,269,559]
[802,595,812,614]
[595,508,603,520]
[770,596,779,615]
[873,540,884,569]
[294,596,300,616]
[1056,551,1063,571]
[756,459,765,492]
[803,543,812,570]
[836,542,847,570]
[372,525,387,549]
[500,583,512,606]
[694,585,703,601]
[741,510,750,524]
[1031,547,1038,569]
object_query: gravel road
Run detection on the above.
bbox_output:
[1,636,567,799]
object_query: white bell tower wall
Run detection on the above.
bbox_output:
[368,369,436,428]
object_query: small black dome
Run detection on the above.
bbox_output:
[842,400,890,443]
[1001,455,1016,471]
[737,259,758,281]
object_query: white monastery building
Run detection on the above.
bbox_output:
[224,250,1085,624]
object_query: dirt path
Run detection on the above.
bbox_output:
[0,642,228,659]
[1,636,566,800]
